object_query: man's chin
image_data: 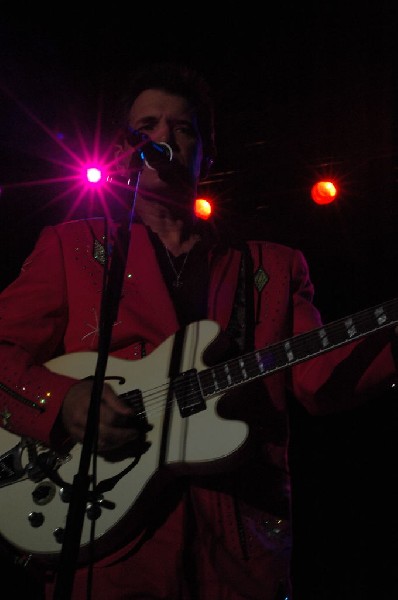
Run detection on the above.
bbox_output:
[140,164,196,201]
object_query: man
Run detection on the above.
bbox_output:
[0,62,397,600]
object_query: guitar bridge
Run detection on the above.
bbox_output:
[0,441,27,486]
[172,369,205,418]
[0,437,70,488]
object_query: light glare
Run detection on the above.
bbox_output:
[86,167,102,184]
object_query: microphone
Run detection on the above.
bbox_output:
[126,127,173,169]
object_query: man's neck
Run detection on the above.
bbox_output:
[135,198,199,256]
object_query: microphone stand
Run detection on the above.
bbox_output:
[53,155,144,600]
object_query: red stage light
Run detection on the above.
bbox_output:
[311,180,338,205]
[194,197,212,219]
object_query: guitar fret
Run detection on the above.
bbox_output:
[239,358,248,379]
[224,364,233,385]
[243,355,262,378]
[318,328,330,348]
[284,341,294,362]
[201,355,260,396]
[223,359,244,386]
[375,306,387,325]
[211,369,219,391]
[345,318,357,338]
[256,349,277,373]
[215,364,232,389]
[198,298,398,400]
[199,368,220,395]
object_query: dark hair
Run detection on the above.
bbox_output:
[114,62,216,164]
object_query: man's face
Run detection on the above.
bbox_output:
[124,88,204,207]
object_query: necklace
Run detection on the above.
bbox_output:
[163,246,191,288]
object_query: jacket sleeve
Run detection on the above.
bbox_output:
[0,226,78,445]
[288,248,398,415]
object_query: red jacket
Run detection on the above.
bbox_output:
[0,218,396,599]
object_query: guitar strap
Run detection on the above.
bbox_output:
[228,244,256,561]
[182,243,258,591]
[225,243,256,354]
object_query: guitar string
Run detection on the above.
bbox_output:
[132,305,398,420]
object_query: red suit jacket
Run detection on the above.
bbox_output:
[0,218,396,599]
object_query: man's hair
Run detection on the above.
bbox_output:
[114,62,216,165]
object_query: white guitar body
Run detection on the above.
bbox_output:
[1,297,397,566]
[0,320,248,566]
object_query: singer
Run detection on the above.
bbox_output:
[0,62,397,600]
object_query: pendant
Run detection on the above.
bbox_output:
[163,244,190,290]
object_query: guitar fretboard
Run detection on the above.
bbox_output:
[198,298,398,398]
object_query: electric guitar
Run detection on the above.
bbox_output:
[0,298,397,567]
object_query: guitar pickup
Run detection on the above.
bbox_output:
[172,369,205,418]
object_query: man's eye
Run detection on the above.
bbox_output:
[139,124,155,132]
[175,125,196,137]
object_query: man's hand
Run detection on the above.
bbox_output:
[62,380,139,453]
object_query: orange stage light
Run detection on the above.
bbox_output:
[311,180,338,205]
[194,197,213,219]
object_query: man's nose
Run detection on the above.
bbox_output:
[154,126,173,144]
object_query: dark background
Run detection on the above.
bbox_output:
[1,5,398,599]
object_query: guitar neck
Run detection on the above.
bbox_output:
[198,298,398,399]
